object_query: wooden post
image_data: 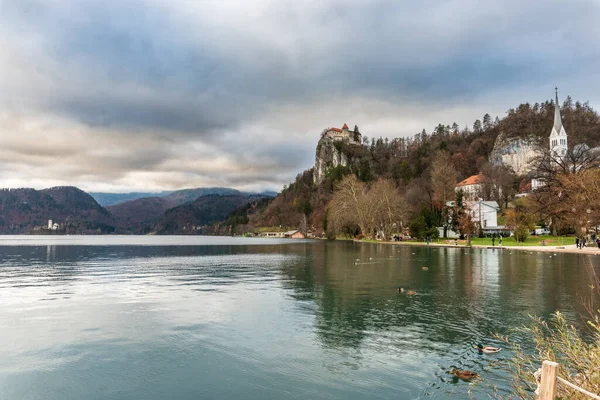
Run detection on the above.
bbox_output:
[539,360,559,400]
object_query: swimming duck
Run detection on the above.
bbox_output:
[421,265,429,271]
[475,344,501,354]
[449,368,479,381]
[398,287,416,295]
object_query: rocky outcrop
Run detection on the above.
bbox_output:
[313,138,349,185]
[489,132,542,175]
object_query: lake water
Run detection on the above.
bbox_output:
[0,236,599,399]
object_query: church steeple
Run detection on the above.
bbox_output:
[549,87,568,157]
[553,87,563,136]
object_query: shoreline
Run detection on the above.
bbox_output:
[357,239,600,255]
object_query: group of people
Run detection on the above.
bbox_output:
[491,235,503,246]
[575,233,600,249]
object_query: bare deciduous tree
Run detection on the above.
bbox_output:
[369,179,410,240]
[430,150,457,207]
[328,175,371,238]
[479,162,518,207]
[530,146,600,228]
[556,169,600,233]
[504,197,535,242]
[457,212,477,246]
[328,175,409,240]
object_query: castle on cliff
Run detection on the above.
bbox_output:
[313,123,362,184]
[320,123,362,145]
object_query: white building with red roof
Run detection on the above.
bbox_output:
[455,173,485,200]
[321,123,361,144]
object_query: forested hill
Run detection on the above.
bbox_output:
[152,194,270,234]
[0,186,118,234]
[498,97,600,145]
[226,97,600,236]
[0,187,273,235]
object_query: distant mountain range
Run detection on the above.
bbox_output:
[0,186,276,234]
[90,188,277,206]
[88,191,174,207]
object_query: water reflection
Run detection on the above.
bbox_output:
[0,240,599,399]
[279,242,600,397]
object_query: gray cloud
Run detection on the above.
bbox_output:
[1,0,599,191]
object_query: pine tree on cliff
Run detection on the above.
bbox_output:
[354,125,360,142]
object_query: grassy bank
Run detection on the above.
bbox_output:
[368,235,575,247]
[467,235,572,247]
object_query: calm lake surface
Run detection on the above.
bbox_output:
[1,236,599,399]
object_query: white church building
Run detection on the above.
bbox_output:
[530,88,569,191]
[549,88,568,158]
[491,88,571,184]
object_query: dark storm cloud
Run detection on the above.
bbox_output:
[4,0,600,127]
[1,0,599,191]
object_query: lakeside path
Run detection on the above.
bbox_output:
[361,240,600,256]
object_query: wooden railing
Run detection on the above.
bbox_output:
[536,360,600,399]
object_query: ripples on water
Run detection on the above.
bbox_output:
[0,236,599,399]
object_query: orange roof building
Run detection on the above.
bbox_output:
[455,173,485,200]
[455,173,485,187]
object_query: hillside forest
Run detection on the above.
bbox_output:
[223,97,600,239]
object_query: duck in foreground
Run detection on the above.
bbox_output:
[476,344,501,354]
[449,368,479,381]
[397,287,417,295]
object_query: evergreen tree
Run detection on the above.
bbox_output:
[473,119,483,134]
[451,122,459,135]
[483,113,493,130]
[358,159,373,182]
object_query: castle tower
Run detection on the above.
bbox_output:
[549,87,568,157]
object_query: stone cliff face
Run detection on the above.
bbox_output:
[489,132,542,175]
[313,138,349,185]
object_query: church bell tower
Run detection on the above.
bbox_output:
[549,87,568,158]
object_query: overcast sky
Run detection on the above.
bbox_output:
[1,0,599,193]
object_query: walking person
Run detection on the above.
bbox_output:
[576,236,580,249]
[597,238,600,249]
[499,235,503,246]
[491,236,495,246]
